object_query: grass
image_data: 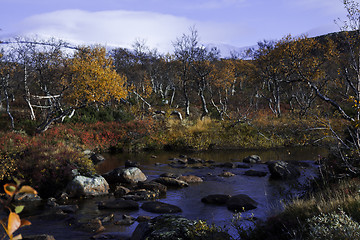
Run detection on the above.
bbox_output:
[243,178,360,240]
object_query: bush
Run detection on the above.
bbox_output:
[17,143,95,198]
[306,208,360,240]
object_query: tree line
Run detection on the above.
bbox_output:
[0,1,359,141]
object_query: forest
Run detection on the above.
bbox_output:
[1,1,360,239]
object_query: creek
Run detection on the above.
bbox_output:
[18,147,327,239]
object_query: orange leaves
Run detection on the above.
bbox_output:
[64,46,128,106]
[1,181,36,240]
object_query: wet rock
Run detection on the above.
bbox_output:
[136,215,152,222]
[168,159,188,168]
[91,232,130,240]
[123,189,159,201]
[125,159,140,168]
[177,175,203,183]
[244,170,267,177]
[103,167,147,184]
[113,186,131,198]
[55,204,79,213]
[137,181,167,195]
[90,153,106,164]
[243,155,261,164]
[82,219,105,234]
[131,215,231,240]
[100,214,114,223]
[237,163,251,169]
[152,177,189,188]
[141,201,182,213]
[114,214,135,225]
[66,175,109,198]
[222,162,237,168]
[160,172,181,178]
[23,235,56,240]
[98,199,139,210]
[226,194,258,211]
[219,171,235,177]
[267,161,300,180]
[187,157,203,164]
[201,194,231,205]
[14,193,42,202]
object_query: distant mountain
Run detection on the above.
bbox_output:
[206,43,255,59]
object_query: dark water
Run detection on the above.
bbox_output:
[18,147,327,239]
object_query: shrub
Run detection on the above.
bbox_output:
[17,143,95,197]
[306,208,360,240]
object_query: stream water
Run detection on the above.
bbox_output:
[18,147,327,239]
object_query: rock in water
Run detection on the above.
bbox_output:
[66,175,109,197]
[226,194,258,211]
[103,167,147,184]
[201,194,231,205]
[267,161,300,180]
[141,201,182,213]
[243,155,261,164]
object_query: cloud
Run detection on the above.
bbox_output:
[12,9,244,53]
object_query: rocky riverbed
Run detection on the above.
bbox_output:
[16,147,326,240]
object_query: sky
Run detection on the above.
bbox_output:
[0,0,349,55]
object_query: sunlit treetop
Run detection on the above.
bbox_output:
[63,45,128,106]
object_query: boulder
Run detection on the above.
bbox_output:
[137,181,167,195]
[103,167,147,184]
[177,175,203,183]
[244,170,267,177]
[141,201,182,213]
[131,215,231,240]
[267,161,300,180]
[98,199,139,210]
[226,194,258,211]
[81,219,105,234]
[201,194,231,205]
[243,155,261,164]
[66,175,109,198]
[152,177,189,188]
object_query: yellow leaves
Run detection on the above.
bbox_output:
[4,184,17,197]
[64,45,128,106]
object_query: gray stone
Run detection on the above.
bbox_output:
[103,167,147,184]
[152,177,188,188]
[267,161,300,180]
[66,175,109,197]
[137,181,167,195]
[125,159,140,168]
[177,175,203,183]
[243,155,261,164]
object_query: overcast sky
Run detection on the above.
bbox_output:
[0,0,348,54]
